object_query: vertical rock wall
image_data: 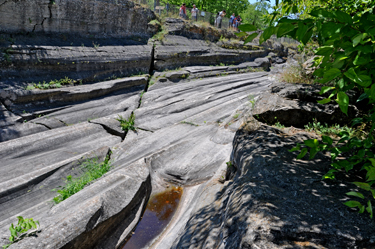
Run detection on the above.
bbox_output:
[0,0,156,38]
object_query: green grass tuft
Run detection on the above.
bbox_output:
[52,156,111,204]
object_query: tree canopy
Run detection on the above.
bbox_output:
[164,0,249,16]
[240,1,271,29]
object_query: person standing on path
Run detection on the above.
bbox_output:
[191,4,199,21]
[179,3,187,19]
[229,13,235,30]
[217,10,226,29]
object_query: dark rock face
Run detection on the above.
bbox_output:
[0,0,156,39]
[172,123,375,249]
[253,82,358,127]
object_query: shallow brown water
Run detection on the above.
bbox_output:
[122,186,183,249]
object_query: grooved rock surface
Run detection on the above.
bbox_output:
[0,0,156,39]
[0,76,146,141]
[171,124,375,249]
[154,35,269,71]
[0,44,152,88]
[0,69,273,249]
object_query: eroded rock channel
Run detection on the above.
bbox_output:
[1,0,375,248]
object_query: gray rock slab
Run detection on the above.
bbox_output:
[0,77,144,141]
[154,35,268,71]
[0,0,156,39]
[171,124,375,248]
[0,44,152,88]
[0,122,121,235]
[0,102,22,128]
[135,72,272,131]
[0,122,49,142]
[253,90,358,128]
[6,158,151,249]
[111,124,233,185]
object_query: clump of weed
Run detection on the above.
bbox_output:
[2,216,40,249]
[116,113,136,132]
[26,77,75,90]
[305,119,354,138]
[52,155,111,204]
[279,63,314,84]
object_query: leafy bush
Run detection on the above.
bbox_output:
[52,156,111,204]
[2,216,40,249]
[242,1,375,218]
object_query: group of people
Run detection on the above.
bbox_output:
[178,4,241,30]
[179,3,200,21]
[229,13,242,30]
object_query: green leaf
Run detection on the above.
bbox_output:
[366,166,375,181]
[353,33,368,47]
[301,28,313,45]
[304,139,319,148]
[296,22,308,41]
[353,182,371,191]
[323,169,337,179]
[357,93,368,102]
[319,86,335,94]
[309,147,318,159]
[315,46,333,56]
[235,32,247,37]
[321,68,341,83]
[297,148,308,159]
[289,144,301,152]
[321,22,343,38]
[244,32,258,44]
[259,26,275,45]
[366,200,373,218]
[322,136,333,145]
[337,91,349,114]
[309,8,334,18]
[277,23,295,37]
[333,10,353,24]
[238,24,257,32]
[317,98,331,104]
[344,68,372,87]
[353,53,370,66]
[346,191,365,199]
[344,200,363,208]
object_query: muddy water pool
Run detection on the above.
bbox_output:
[122,186,183,249]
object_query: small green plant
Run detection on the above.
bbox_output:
[233,113,240,119]
[226,161,233,168]
[52,156,111,204]
[92,41,100,48]
[2,216,40,249]
[274,121,285,129]
[116,113,136,132]
[248,95,256,108]
[180,121,199,126]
